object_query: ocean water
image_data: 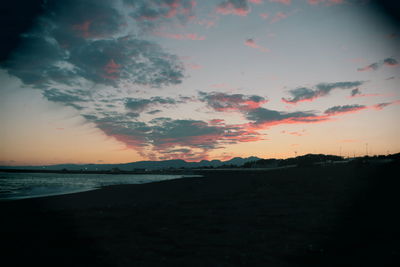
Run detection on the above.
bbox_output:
[0,172,201,200]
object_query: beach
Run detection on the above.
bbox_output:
[1,162,399,267]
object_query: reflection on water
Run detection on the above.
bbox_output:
[0,172,200,200]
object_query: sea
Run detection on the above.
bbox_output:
[0,172,201,200]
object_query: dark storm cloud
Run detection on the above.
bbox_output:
[220,0,249,9]
[357,57,399,71]
[383,57,399,66]
[372,100,400,110]
[42,88,90,110]
[47,0,124,40]
[0,0,202,161]
[350,88,361,97]
[83,114,153,149]
[282,81,364,104]
[147,109,162,115]
[4,35,184,90]
[324,104,367,115]
[0,0,46,62]
[149,118,224,149]
[79,113,261,158]
[199,91,268,112]
[124,97,177,112]
[70,37,184,87]
[126,112,140,118]
[43,88,88,103]
[246,107,326,125]
[124,0,196,30]
[1,0,186,111]
[149,117,262,151]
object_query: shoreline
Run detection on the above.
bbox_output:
[1,163,399,266]
[0,173,203,201]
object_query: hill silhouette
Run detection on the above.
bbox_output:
[1,153,398,173]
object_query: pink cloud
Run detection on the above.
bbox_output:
[103,59,121,80]
[138,0,196,21]
[153,123,263,157]
[281,129,307,136]
[384,59,399,67]
[282,81,365,104]
[270,12,288,23]
[259,13,269,19]
[72,20,93,38]
[357,64,379,72]
[357,58,398,72]
[245,99,399,131]
[163,0,196,19]
[150,98,399,160]
[270,0,291,5]
[324,101,400,116]
[107,133,148,151]
[371,100,400,110]
[348,93,392,99]
[216,2,250,16]
[248,115,331,131]
[200,91,268,112]
[209,119,225,125]
[281,96,319,105]
[197,19,217,28]
[245,99,396,132]
[187,63,203,70]
[104,59,121,74]
[244,39,269,52]
[249,0,264,4]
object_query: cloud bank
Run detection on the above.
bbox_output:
[199,91,268,112]
[357,57,399,72]
[216,0,251,16]
[282,81,364,104]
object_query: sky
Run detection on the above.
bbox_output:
[0,0,399,165]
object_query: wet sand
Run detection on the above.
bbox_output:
[1,163,399,266]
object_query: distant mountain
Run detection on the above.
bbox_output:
[0,157,262,171]
[2,153,399,172]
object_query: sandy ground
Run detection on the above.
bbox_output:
[1,162,399,266]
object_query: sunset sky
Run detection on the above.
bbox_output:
[0,0,399,165]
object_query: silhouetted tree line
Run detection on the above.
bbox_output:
[242,154,344,168]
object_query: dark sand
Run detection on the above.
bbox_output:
[1,163,399,266]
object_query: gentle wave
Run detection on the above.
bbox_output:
[0,172,201,200]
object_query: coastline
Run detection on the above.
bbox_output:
[0,173,203,201]
[1,163,399,266]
